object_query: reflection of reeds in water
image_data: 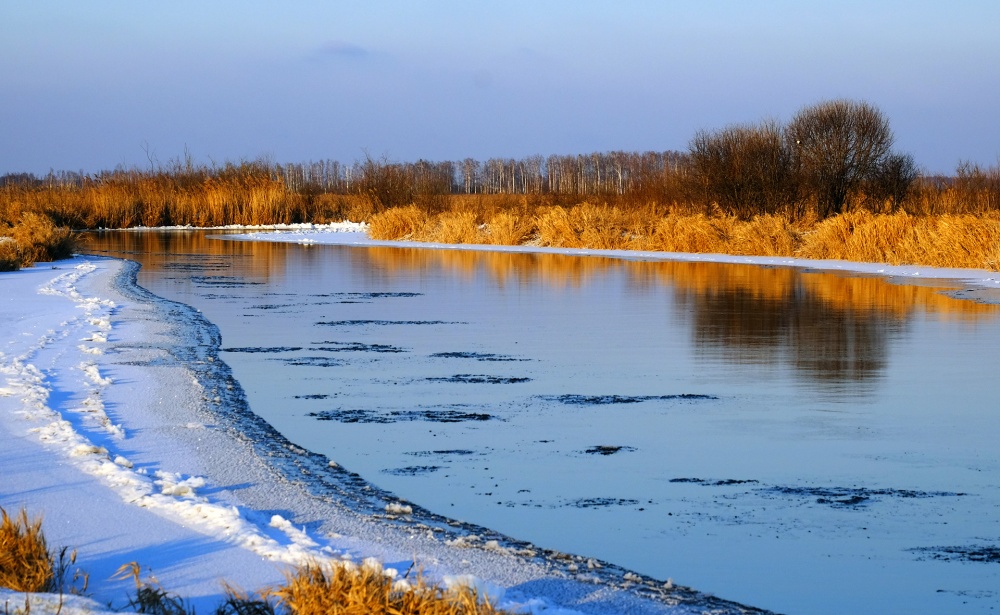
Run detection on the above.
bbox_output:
[80,230,294,283]
[354,244,999,320]
[362,246,629,290]
[799,273,998,320]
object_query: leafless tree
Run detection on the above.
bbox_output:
[787,100,895,218]
[689,121,795,218]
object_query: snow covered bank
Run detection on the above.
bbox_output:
[1,258,764,614]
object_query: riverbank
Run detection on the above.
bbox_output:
[0,257,765,614]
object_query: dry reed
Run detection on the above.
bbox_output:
[0,508,54,593]
[6,212,77,266]
[417,210,483,244]
[273,562,506,615]
[368,205,429,240]
[0,238,19,271]
[370,202,1000,272]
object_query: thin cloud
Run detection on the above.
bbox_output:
[317,41,371,60]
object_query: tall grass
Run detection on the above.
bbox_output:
[368,203,1000,271]
[0,212,77,271]
[0,508,53,593]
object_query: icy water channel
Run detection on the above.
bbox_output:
[85,230,1000,615]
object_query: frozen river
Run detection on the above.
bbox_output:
[85,230,1000,614]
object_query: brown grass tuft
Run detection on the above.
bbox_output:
[273,562,506,615]
[368,205,429,240]
[796,211,1000,270]
[419,210,483,244]
[0,507,54,593]
[648,213,731,254]
[0,237,19,271]
[730,214,801,256]
[484,212,534,246]
[8,212,77,266]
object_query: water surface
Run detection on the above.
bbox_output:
[85,231,1000,615]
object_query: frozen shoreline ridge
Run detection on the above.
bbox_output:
[0,256,768,614]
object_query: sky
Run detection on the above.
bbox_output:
[2,1,998,176]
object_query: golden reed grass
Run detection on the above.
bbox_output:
[0,507,54,593]
[0,212,77,271]
[368,203,1000,271]
[274,563,505,615]
[4,169,999,271]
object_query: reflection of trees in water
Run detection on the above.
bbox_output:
[675,283,905,391]
[653,261,996,391]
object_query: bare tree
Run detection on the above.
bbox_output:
[867,152,917,211]
[689,120,795,218]
[787,100,894,218]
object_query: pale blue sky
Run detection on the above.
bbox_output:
[2,1,998,175]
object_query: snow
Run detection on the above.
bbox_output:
[0,257,737,614]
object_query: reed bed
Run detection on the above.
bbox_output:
[367,203,1000,271]
[4,159,1000,271]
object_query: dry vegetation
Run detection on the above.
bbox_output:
[3,100,1000,271]
[0,507,509,615]
[0,508,54,593]
[366,202,1000,271]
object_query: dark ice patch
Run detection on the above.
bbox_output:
[910,545,1000,564]
[222,346,303,353]
[427,374,531,384]
[382,465,442,476]
[431,352,529,362]
[295,394,332,400]
[312,342,407,353]
[566,498,640,508]
[162,262,230,271]
[584,445,637,456]
[405,449,477,457]
[317,320,462,326]
[763,485,965,508]
[670,478,759,486]
[248,303,297,310]
[311,292,423,299]
[191,275,264,288]
[273,356,343,368]
[309,408,493,424]
[540,394,718,405]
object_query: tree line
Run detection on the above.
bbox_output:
[3,100,999,223]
